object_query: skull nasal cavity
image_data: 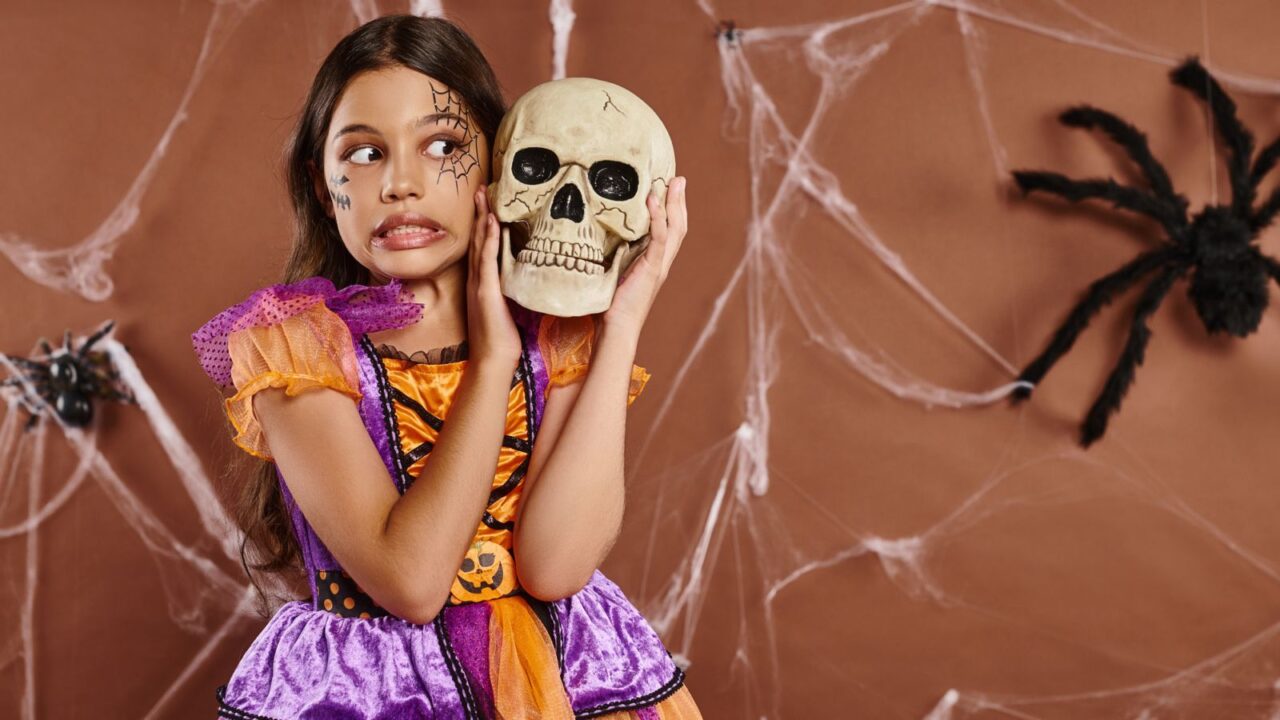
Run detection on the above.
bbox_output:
[551,184,585,223]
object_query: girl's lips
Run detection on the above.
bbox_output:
[371,226,448,250]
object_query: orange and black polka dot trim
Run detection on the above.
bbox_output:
[315,569,388,619]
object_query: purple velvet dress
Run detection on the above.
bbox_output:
[192,278,688,719]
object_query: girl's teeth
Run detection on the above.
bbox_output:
[387,225,428,236]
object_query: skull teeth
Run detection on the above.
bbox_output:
[516,236,608,274]
[517,247,606,275]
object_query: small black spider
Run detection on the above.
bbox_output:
[716,19,743,45]
[2,321,135,430]
[1010,57,1280,447]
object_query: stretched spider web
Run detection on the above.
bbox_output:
[4,0,1280,718]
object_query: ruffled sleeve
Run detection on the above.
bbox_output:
[537,314,650,406]
[192,277,422,460]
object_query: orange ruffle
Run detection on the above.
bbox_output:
[489,596,576,718]
[224,303,361,460]
[537,315,651,406]
[486,594,703,718]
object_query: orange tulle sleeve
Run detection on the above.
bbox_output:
[537,315,650,406]
[224,303,362,460]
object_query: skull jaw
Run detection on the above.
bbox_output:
[500,226,640,317]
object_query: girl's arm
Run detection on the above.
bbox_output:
[515,178,688,600]
[253,192,520,625]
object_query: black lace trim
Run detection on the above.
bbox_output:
[215,685,282,720]
[375,340,468,365]
[574,665,687,718]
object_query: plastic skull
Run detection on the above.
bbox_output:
[489,78,676,316]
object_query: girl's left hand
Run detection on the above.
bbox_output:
[602,176,688,335]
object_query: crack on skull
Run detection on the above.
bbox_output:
[602,91,626,116]
[505,194,534,214]
[595,205,635,234]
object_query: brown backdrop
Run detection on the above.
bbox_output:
[4,1,1280,718]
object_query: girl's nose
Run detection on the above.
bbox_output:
[381,159,423,202]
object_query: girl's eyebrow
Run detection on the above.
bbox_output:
[332,113,466,141]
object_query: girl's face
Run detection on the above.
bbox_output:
[321,66,489,282]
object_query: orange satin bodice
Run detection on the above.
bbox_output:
[379,351,533,605]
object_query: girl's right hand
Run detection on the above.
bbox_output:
[467,186,522,372]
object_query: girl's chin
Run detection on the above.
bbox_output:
[364,246,465,281]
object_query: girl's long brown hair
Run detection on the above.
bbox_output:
[233,14,505,610]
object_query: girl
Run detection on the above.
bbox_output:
[192,14,698,720]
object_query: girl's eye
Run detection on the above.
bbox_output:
[426,139,459,158]
[345,146,382,165]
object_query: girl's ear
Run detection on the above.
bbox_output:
[307,160,335,218]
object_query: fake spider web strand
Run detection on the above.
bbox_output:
[550,0,576,80]
[0,334,266,719]
[0,0,262,302]
[622,1,1280,716]
[637,2,1028,481]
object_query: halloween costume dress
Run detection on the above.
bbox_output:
[192,277,698,720]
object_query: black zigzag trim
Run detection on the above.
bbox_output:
[494,427,530,456]
[390,386,444,431]
[481,511,516,531]
[574,666,687,718]
[546,599,566,672]
[361,336,412,493]
[433,611,481,719]
[518,346,539,442]
[401,440,435,469]
[487,457,528,504]
[215,685,283,720]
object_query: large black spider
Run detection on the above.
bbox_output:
[1010,57,1280,447]
[1,321,135,430]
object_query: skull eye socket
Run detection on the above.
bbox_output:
[588,161,639,201]
[512,147,560,185]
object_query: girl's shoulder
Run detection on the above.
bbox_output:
[191,276,421,389]
[190,276,422,460]
[535,314,650,406]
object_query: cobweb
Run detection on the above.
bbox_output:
[616,0,1280,718]
[4,0,1280,718]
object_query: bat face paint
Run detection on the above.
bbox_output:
[321,66,490,282]
[328,174,351,211]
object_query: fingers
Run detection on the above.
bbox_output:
[645,177,686,277]
[664,177,687,271]
[472,187,495,278]
[482,214,500,283]
[469,186,502,291]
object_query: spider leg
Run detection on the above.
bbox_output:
[1170,57,1256,214]
[1264,255,1280,284]
[1012,172,1183,239]
[1079,266,1182,447]
[1250,135,1280,187]
[77,320,116,357]
[1058,106,1187,219]
[38,338,53,357]
[1013,248,1177,401]
[1250,185,1280,233]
